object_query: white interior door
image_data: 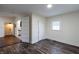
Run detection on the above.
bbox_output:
[21,17,29,43]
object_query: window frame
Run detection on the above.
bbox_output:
[52,21,60,31]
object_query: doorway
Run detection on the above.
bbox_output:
[4,23,14,36]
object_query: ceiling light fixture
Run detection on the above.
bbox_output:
[47,4,52,8]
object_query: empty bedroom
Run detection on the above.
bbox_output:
[0,4,78,54]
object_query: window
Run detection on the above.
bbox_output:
[52,21,60,30]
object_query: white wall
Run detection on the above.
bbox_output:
[46,11,79,47]
[15,16,29,43]
[14,14,46,43]
[21,17,29,42]
[31,14,45,43]
[0,17,14,37]
[14,17,22,37]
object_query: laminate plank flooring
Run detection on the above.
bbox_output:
[0,36,79,54]
[0,35,21,48]
[34,39,79,54]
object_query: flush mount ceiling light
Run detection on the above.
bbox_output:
[47,4,53,8]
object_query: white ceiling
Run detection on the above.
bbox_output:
[0,4,79,17]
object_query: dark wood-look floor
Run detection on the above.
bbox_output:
[0,36,79,54]
[34,39,79,54]
[0,35,41,54]
[0,35,21,48]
